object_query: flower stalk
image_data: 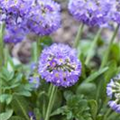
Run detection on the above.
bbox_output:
[37,37,42,60]
[100,24,119,68]
[0,22,5,70]
[45,85,57,120]
[85,28,102,65]
[74,23,84,48]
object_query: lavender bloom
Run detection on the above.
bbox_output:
[0,0,32,15]
[68,0,111,26]
[0,0,32,44]
[0,0,61,43]
[28,111,36,120]
[4,25,25,44]
[30,62,38,71]
[25,0,61,35]
[108,0,120,24]
[38,43,82,87]
[29,76,40,89]
[0,0,33,27]
[106,74,120,113]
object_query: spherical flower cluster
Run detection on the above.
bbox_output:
[0,0,31,43]
[38,43,82,87]
[0,0,61,43]
[68,0,112,26]
[4,26,25,44]
[0,0,32,18]
[109,0,120,24]
[106,73,120,113]
[25,0,61,35]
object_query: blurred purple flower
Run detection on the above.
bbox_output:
[106,73,120,113]
[25,0,61,35]
[38,43,82,87]
[0,0,32,44]
[4,25,25,44]
[0,0,61,43]
[108,101,120,113]
[30,62,38,71]
[68,0,112,26]
[28,111,36,120]
[29,76,40,89]
[108,0,120,24]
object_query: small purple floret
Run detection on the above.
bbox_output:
[106,74,120,113]
[29,76,40,89]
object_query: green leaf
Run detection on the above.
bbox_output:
[85,67,109,82]
[3,83,20,90]
[51,106,67,116]
[15,73,23,81]
[9,116,25,120]
[88,100,98,120]
[11,96,30,120]
[0,109,13,120]
[6,95,13,105]
[117,67,120,73]
[64,91,74,101]
[104,61,117,82]
[7,72,14,81]
[78,40,93,58]
[37,91,48,114]
[40,36,53,48]
[34,108,41,120]
[0,94,12,105]
[96,115,104,120]
[15,91,31,97]
[76,83,96,98]
[110,44,120,63]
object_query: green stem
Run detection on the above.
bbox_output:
[48,84,53,97]
[100,24,119,68]
[0,23,5,70]
[4,45,9,66]
[45,85,57,120]
[37,37,42,60]
[85,28,102,65]
[31,42,38,62]
[103,109,112,120]
[42,100,46,119]
[15,97,29,120]
[74,23,84,48]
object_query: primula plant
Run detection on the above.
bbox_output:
[0,0,120,120]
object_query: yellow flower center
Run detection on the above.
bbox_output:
[55,73,59,78]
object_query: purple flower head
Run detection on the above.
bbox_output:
[68,0,112,26]
[0,0,33,44]
[25,0,61,35]
[106,73,120,113]
[29,76,40,89]
[28,111,36,120]
[4,25,25,44]
[108,0,120,24]
[0,0,21,12]
[38,43,82,88]
[0,0,32,15]
[0,0,32,30]
[108,101,120,113]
